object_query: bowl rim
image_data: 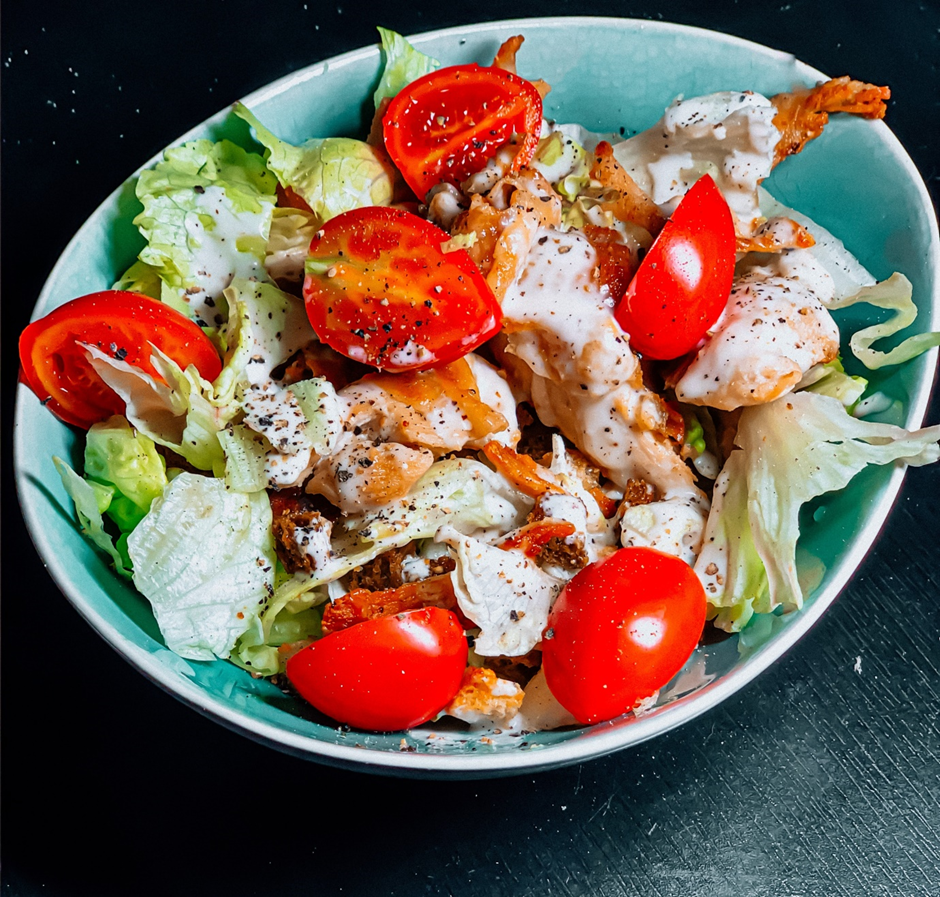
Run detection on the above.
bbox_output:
[14,14,940,776]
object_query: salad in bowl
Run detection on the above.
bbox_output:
[16,22,940,764]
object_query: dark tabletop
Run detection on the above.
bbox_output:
[3,2,939,895]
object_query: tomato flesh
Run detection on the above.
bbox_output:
[285,607,468,732]
[383,64,543,199]
[18,290,222,429]
[541,547,707,725]
[615,174,735,360]
[303,206,502,371]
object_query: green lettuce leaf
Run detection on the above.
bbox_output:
[126,472,276,660]
[133,139,277,323]
[696,391,940,631]
[84,342,229,474]
[233,102,401,223]
[797,358,868,410]
[217,424,270,493]
[230,596,326,676]
[53,457,132,579]
[264,206,319,286]
[288,377,343,456]
[84,416,168,530]
[83,278,315,475]
[112,259,162,300]
[531,125,591,198]
[825,273,940,370]
[214,278,315,397]
[372,27,439,108]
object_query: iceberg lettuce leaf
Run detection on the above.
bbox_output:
[133,139,277,323]
[233,103,402,222]
[54,457,133,579]
[215,277,315,397]
[230,594,326,676]
[84,415,168,530]
[264,206,319,286]
[373,27,439,108]
[696,391,940,631]
[85,278,315,475]
[825,273,940,370]
[112,259,163,300]
[217,423,270,493]
[126,472,276,660]
[797,358,868,410]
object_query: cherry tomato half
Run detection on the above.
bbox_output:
[541,547,707,725]
[303,206,502,371]
[383,64,543,199]
[285,607,468,732]
[615,174,735,360]
[18,290,223,429]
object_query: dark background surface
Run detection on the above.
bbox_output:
[3,1,939,895]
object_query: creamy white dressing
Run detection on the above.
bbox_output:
[290,514,334,572]
[537,492,589,537]
[738,246,837,304]
[337,352,515,457]
[465,354,520,448]
[387,340,437,369]
[242,381,311,456]
[400,553,435,583]
[501,227,637,392]
[676,250,840,410]
[183,186,271,325]
[499,227,697,494]
[264,447,314,488]
[612,91,779,234]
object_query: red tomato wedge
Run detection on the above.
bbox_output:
[18,290,222,429]
[382,64,543,199]
[615,174,735,360]
[302,206,502,371]
[541,547,707,725]
[285,607,468,731]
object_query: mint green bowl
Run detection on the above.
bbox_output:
[14,17,940,777]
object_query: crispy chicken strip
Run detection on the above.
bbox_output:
[675,253,840,410]
[590,141,667,236]
[491,35,551,100]
[736,216,816,255]
[771,76,890,167]
[452,169,561,300]
[321,575,459,635]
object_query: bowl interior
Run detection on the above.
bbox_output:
[14,16,939,776]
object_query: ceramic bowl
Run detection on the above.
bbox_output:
[14,17,940,777]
